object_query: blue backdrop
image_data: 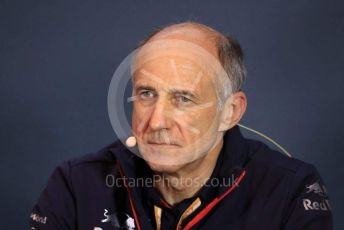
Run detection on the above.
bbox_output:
[1,0,343,229]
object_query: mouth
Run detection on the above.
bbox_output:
[146,141,181,148]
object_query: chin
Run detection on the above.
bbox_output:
[140,149,185,172]
[137,142,208,172]
[145,161,184,174]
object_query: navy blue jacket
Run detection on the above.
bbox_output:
[30,126,333,229]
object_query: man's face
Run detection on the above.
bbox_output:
[131,40,223,172]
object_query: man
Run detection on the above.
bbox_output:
[30,22,333,229]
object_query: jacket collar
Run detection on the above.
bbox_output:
[219,125,249,178]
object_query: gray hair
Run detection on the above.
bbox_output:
[216,34,246,94]
[136,22,246,108]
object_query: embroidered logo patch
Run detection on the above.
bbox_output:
[101,209,135,229]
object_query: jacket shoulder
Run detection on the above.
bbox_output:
[247,140,312,175]
[63,140,123,170]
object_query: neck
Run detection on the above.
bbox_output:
[154,138,224,205]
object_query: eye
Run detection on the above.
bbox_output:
[139,90,156,100]
[175,95,192,104]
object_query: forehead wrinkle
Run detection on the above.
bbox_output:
[135,60,206,89]
[134,81,202,99]
[134,69,214,102]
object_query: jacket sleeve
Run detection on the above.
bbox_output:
[282,163,333,230]
[29,161,76,230]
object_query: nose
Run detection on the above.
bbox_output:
[148,97,172,131]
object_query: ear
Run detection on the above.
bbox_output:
[218,91,247,132]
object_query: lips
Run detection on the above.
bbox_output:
[147,141,178,145]
[146,140,180,147]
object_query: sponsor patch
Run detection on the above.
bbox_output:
[305,182,327,197]
[100,209,135,229]
[30,213,47,224]
[303,181,331,211]
[303,198,331,211]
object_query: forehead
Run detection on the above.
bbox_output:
[132,39,222,97]
[135,55,205,81]
[133,56,218,99]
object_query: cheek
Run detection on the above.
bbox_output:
[178,107,219,141]
[132,104,150,136]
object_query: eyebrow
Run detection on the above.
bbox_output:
[135,85,156,92]
[134,84,200,100]
[170,89,200,100]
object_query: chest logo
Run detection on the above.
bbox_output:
[305,182,326,197]
[101,209,136,229]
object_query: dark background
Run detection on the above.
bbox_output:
[1,0,343,229]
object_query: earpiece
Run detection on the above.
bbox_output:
[126,136,137,147]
